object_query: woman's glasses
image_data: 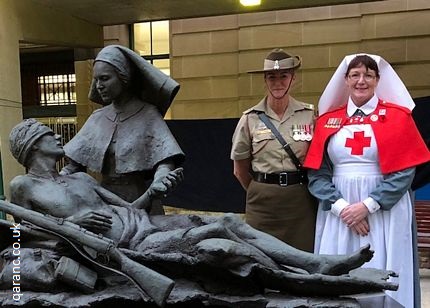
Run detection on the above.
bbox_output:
[347,72,377,82]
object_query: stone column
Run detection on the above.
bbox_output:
[74,48,99,130]
[0,1,25,199]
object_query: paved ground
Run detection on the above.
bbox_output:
[422,269,430,307]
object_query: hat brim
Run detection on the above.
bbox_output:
[247,64,301,74]
[247,56,301,74]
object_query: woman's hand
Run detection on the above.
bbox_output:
[66,210,112,233]
[350,218,370,236]
[233,159,252,190]
[340,202,369,228]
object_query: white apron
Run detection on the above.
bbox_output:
[314,122,414,308]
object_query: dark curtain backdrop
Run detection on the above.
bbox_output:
[412,96,430,191]
[165,118,246,213]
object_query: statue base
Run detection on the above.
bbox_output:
[0,288,403,308]
[353,293,403,308]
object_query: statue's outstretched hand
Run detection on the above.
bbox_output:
[161,167,184,194]
[133,168,184,211]
[151,167,184,198]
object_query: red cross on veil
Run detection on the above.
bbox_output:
[345,131,371,155]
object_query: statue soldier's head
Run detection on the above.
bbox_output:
[9,118,60,167]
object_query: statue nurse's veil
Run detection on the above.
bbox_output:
[317,53,415,115]
[88,45,179,117]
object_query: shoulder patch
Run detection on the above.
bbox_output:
[243,107,256,115]
[301,102,315,110]
[380,101,411,114]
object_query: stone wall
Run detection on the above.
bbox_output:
[170,0,430,119]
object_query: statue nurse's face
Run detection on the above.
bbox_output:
[93,61,125,103]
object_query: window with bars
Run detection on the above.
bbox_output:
[38,74,76,106]
[133,20,170,75]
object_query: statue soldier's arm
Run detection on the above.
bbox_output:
[0,199,174,307]
[92,168,184,210]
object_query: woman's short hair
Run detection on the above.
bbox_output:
[345,55,380,78]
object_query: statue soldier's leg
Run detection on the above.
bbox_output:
[216,214,374,275]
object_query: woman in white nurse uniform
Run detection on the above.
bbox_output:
[304,54,430,308]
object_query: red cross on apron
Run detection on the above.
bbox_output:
[345,131,371,155]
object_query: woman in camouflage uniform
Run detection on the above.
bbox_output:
[231,49,317,252]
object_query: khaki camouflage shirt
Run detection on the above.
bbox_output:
[231,96,315,173]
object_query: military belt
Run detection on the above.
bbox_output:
[252,171,306,186]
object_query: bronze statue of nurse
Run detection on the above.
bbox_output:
[62,45,184,214]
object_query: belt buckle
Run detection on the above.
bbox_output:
[279,172,288,187]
